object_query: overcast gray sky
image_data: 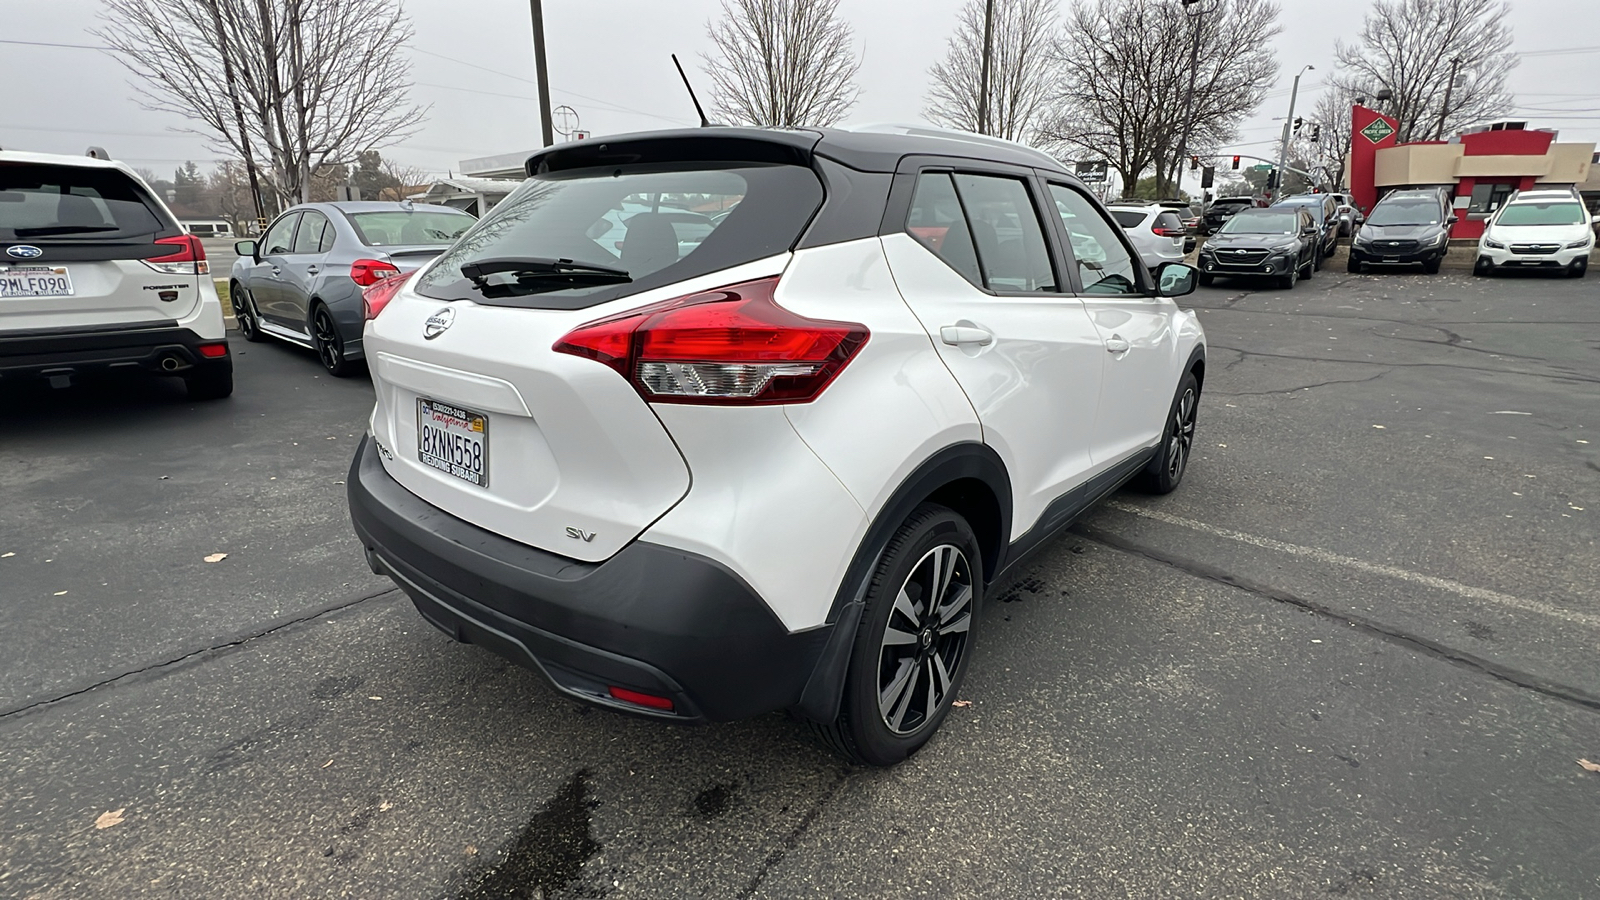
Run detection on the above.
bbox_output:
[2,0,1596,179]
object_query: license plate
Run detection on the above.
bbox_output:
[416,398,489,487]
[0,266,73,298]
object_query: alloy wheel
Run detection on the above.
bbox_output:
[877,544,973,736]
[313,308,343,374]
[1166,386,1197,481]
[236,288,259,340]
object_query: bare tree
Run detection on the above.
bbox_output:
[98,0,425,208]
[378,159,433,202]
[1041,0,1280,197]
[1300,89,1358,188]
[924,0,1059,142]
[702,0,861,127]
[1330,0,1515,143]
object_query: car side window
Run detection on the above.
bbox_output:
[318,218,337,253]
[292,211,328,255]
[1047,184,1141,296]
[949,173,1057,292]
[261,213,299,256]
[906,172,983,287]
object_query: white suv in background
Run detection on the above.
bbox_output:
[1474,188,1595,278]
[1107,201,1188,269]
[347,126,1206,766]
[0,148,232,398]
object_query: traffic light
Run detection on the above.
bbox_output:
[1309,124,1321,142]
[1231,155,1240,170]
[1293,116,1303,134]
[1265,170,1279,190]
[1190,155,1200,170]
[1201,166,1215,189]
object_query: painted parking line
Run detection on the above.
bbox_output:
[1105,500,1600,630]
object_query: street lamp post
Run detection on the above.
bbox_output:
[1172,0,1210,202]
[1273,64,1314,200]
[529,0,554,147]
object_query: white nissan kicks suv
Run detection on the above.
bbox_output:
[0,148,231,399]
[348,126,1206,765]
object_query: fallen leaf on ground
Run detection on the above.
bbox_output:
[379,800,393,811]
[321,759,333,769]
[53,591,68,596]
[951,700,973,708]
[1579,759,1600,773]
[203,553,227,563]
[367,696,383,701]
[3,551,15,557]
[95,808,125,829]
[465,845,478,856]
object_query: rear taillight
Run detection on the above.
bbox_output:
[1151,225,1186,238]
[552,276,868,406]
[144,234,209,275]
[351,258,401,287]
[362,271,414,321]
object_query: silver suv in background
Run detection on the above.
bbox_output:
[229,201,475,376]
[1107,201,1187,269]
[0,148,231,399]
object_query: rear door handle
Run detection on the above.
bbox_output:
[1104,335,1130,354]
[940,325,994,347]
[306,265,319,275]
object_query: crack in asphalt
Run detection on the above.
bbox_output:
[735,767,850,899]
[0,586,399,721]
[1070,524,1600,715]
[1208,344,1600,386]
[1213,370,1391,396]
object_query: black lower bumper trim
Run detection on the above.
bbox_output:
[1348,247,1444,266]
[347,435,831,723]
[0,323,228,379]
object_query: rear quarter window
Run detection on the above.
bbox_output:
[1110,209,1147,228]
[0,164,168,240]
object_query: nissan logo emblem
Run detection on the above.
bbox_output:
[423,307,455,339]
[6,245,44,259]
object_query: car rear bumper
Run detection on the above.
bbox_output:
[347,434,832,723]
[1348,244,1446,266]
[0,321,231,380]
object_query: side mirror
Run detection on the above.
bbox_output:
[235,240,257,259]
[1447,215,1458,225]
[1153,261,1198,298]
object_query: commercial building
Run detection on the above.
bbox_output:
[1347,105,1595,239]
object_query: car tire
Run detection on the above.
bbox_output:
[1346,257,1363,274]
[184,366,233,401]
[1279,263,1298,290]
[1300,253,1315,280]
[1473,256,1494,277]
[1136,370,1200,495]
[1198,273,1214,287]
[234,284,265,343]
[1570,259,1588,278]
[312,305,355,377]
[816,504,982,767]
[1422,257,1442,275]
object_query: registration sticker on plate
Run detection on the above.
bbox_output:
[0,266,74,298]
[416,398,489,487]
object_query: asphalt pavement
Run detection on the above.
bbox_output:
[1,265,1596,898]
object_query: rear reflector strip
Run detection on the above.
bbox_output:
[608,686,675,711]
[197,342,228,358]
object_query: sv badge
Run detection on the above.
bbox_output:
[565,526,597,542]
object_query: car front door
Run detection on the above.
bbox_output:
[282,209,330,330]
[880,165,1105,542]
[1047,183,1180,470]
[251,212,300,328]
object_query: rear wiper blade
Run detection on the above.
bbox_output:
[13,225,121,237]
[460,256,630,284]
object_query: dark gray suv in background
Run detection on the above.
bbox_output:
[230,201,475,375]
[1348,188,1455,274]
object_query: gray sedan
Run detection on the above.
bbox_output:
[229,201,475,376]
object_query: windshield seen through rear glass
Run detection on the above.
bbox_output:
[1110,210,1147,228]
[0,163,166,240]
[415,163,822,309]
[348,210,475,246]
[1496,202,1585,227]
[1219,211,1298,235]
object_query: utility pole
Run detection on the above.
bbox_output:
[1433,56,1462,140]
[529,0,554,147]
[1274,64,1313,200]
[976,0,995,135]
[1172,0,1208,201]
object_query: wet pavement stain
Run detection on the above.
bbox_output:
[460,770,600,900]
[693,783,734,820]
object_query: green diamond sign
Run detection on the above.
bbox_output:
[1361,118,1396,144]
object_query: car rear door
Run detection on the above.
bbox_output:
[880,162,1104,540]
[1046,182,1179,469]
[0,161,206,330]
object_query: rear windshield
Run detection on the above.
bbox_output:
[0,163,168,241]
[348,210,475,246]
[1367,199,1440,227]
[415,162,823,309]
[1110,209,1147,228]
[1496,202,1585,227]
[1213,199,1254,209]
[1220,211,1297,234]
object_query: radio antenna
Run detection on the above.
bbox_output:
[672,54,712,128]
